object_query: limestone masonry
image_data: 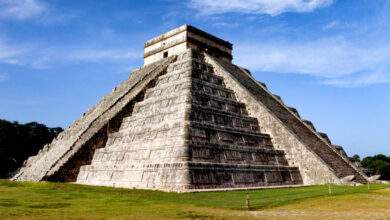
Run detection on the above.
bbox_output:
[12,25,367,191]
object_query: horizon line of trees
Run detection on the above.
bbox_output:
[351,154,390,180]
[0,118,389,180]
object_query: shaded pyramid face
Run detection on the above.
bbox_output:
[76,50,302,191]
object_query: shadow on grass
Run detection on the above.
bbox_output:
[27,203,71,209]
[176,211,212,219]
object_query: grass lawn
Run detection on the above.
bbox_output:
[0,179,389,219]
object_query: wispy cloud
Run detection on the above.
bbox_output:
[66,49,139,63]
[0,41,140,69]
[0,38,23,64]
[189,0,333,16]
[0,23,139,69]
[323,71,390,87]
[323,20,339,30]
[235,37,390,87]
[0,72,8,82]
[0,0,46,20]
[229,1,390,88]
[32,47,139,69]
[0,0,75,25]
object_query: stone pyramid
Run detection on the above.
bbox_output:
[12,25,367,191]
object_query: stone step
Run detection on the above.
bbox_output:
[190,105,260,131]
[191,69,224,86]
[189,141,285,154]
[132,93,190,113]
[191,103,253,120]
[192,78,235,99]
[190,121,270,139]
[167,58,214,74]
[155,68,192,85]
[192,91,249,114]
[144,77,192,99]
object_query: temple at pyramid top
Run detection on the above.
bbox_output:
[144,24,233,65]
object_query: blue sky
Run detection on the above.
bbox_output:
[0,0,389,157]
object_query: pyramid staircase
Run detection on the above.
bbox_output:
[208,56,367,184]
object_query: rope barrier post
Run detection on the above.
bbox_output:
[246,190,251,211]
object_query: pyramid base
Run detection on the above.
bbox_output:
[76,162,302,192]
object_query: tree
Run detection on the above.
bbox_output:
[0,119,63,178]
[361,154,390,180]
[351,154,361,162]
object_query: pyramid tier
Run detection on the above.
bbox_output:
[188,162,302,189]
[78,162,190,189]
[189,141,288,165]
[78,161,302,190]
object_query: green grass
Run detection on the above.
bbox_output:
[0,179,389,219]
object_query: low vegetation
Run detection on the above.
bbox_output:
[0,180,389,219]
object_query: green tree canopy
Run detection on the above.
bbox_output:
[351,154,361,162]
[0,119,63,178]
[361,154,390,180]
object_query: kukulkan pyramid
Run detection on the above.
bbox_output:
[12,25,367,191]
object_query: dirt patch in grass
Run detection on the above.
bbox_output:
[253,189,390,220]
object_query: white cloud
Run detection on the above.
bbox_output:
[189,0,333,16]
[234,37,390,87]
[0,0,46,20]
